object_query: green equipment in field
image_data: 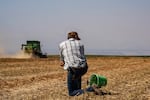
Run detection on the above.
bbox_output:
[21,40,47,58]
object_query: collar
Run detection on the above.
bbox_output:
[69,38,75,41]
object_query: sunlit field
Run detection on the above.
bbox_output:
[0,56,150,100]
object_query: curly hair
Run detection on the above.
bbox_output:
[67,31,81,40]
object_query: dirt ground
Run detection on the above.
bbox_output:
[0,56,150,100]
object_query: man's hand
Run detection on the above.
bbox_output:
[60,61,65,67]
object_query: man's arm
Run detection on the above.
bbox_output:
[59,45,64,66]
[60,60,65,66]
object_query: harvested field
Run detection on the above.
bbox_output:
[0,56,150,100]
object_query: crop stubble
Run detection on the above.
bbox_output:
[0,56,150,100]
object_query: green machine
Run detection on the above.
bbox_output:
[21,40,47,58]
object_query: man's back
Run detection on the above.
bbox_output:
[59,38,86,69]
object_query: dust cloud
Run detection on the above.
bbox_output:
[0,48,5,57]
[0,48,32,58]
[11,50,32,58]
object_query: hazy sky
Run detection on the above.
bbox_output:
[0,0,150,55]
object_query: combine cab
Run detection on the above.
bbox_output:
[21,40,47,58]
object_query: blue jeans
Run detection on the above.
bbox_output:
[67,65,88,96]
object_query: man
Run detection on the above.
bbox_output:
[59,31,88,96]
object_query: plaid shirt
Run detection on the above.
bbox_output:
[59,38,86,70]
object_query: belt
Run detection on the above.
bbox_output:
[67,67,82,72]
[71,67,86,70]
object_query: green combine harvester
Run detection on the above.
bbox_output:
[21,40,47,58]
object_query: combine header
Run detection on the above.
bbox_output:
[21,40,47,58]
